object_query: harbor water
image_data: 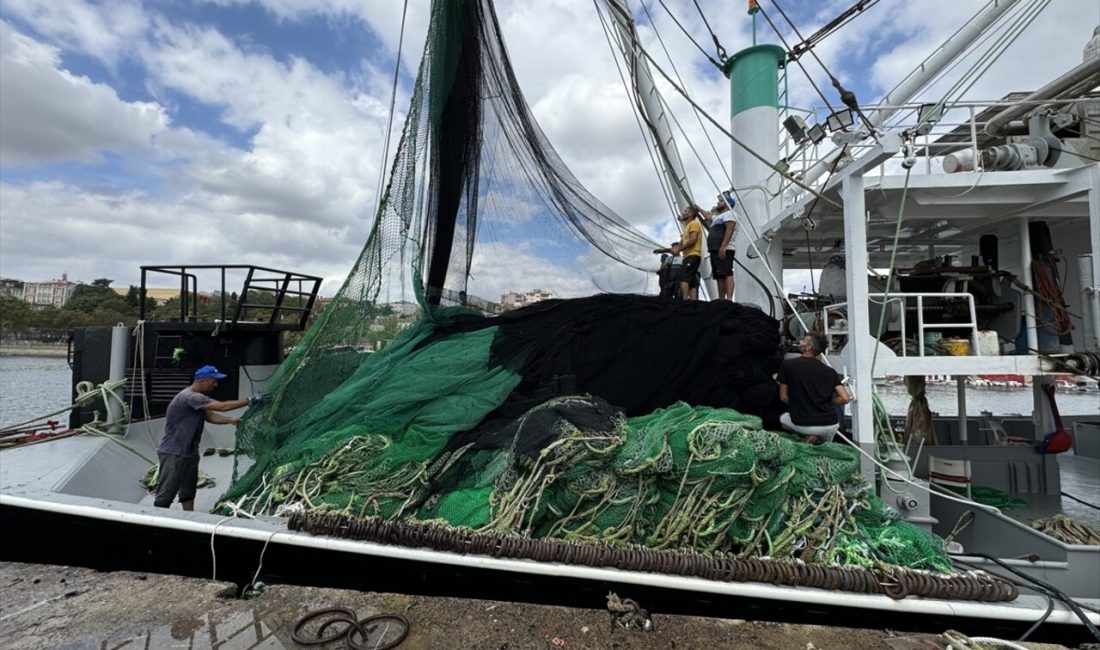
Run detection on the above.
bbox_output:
[1,355,1096,430]
[0,356,73,429]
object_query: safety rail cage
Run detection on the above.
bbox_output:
[822,292,981,357]
[138,264,323,331]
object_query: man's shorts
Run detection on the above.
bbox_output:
[709,249,734,279]
[779,412,839,443]
[678,255,701,289]
[154,452,200,507]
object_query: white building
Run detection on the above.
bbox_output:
[21,275,76,309]
[500,289,554,311]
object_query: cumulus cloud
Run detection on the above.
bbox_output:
[0,0,1095,304]
[0,20,168,166]
[1,0,147,64]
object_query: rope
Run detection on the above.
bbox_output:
[941,630,1032,650]
[0,378,126,434]
[1030,514,1100,546]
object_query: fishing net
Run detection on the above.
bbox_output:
[219,0,952,575]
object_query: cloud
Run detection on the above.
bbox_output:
[0,180,357,292]
[1,0,147,64]
[1,0,1096,307]
[0,20,168,166]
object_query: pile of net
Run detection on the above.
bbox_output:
[216,0,951,575]
[222,296,949,573]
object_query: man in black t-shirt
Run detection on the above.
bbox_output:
[777,333,851,444]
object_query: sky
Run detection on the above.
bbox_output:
[1,0,1097,300]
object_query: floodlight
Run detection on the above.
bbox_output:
[915,103,945,135]
[806,124,826,144]
[826,109,855,132]
[783,115,809,144]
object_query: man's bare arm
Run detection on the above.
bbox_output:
[204,411,241,425]
[203,398,249,412]
[779,383,789,404]
[832,384,851,406]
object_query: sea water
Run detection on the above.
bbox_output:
[0,356,72,428]
[0,355,1097,430]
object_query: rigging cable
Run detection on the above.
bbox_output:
[690,0,727,64]
[654,0,723,70]
[765,0,877,137]
[786,0,881,63]
[605,25,842,207]
[374,0,410,218]
[753,3,837,117]
[887,0,1050,135]
[639,0,730,179]
[594,0,682,222]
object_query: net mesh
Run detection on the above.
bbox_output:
[219,0,951,575]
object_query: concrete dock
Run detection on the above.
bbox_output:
[0,562,1075,649]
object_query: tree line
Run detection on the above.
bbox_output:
[0,278,242,342]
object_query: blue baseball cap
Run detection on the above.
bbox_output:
[194,365,227,380]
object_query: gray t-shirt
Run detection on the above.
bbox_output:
[159,386,213,457]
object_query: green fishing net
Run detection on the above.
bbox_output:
[217,0,953,576]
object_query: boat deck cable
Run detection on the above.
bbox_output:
[951,553,1100,640]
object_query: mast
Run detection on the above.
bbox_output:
[603,0,717,299]
[725,42,786,315]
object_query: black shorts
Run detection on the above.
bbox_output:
[678,255,701,288]
[709,250,734,278]
[154,452,200,507]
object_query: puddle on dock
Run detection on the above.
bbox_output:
[69,610,285,650]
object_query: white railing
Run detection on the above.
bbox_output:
[776,96,1099,200]
[822,292,980,357]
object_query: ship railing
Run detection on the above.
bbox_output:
[777,95,1099,197]
[822,292,981,358]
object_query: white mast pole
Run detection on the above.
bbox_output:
[604,0,718,299]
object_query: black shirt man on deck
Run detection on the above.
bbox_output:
[777,333,851,444]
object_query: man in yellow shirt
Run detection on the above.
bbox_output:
[670,204,705,300]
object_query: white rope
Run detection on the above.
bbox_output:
[210,515,237,581]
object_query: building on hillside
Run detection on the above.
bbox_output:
[21,275,77,309]
[388,301,422,319]
[0,278,23,298]
[500,289,554,311]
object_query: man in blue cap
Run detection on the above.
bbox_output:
[154,365,267,510]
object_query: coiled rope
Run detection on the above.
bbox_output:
[1031,514,1100,546]
[289,511,1019,603]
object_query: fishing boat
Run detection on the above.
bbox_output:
[2,0,1099,643]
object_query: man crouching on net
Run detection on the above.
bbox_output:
[777,333,851,444]
[154,365,268,510]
